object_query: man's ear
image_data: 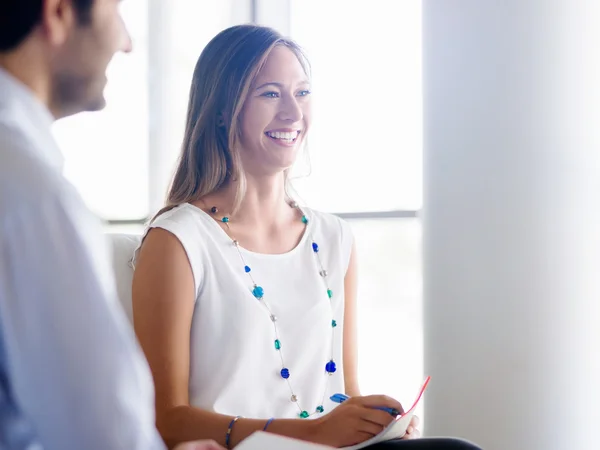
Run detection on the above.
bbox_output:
[41,0,76,47]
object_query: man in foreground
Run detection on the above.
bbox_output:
[0,1,222,448]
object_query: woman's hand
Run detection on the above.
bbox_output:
[310,395,404,448]
[402,415,421,439]
[173,440,225,450]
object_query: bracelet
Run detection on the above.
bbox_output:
[263,417,275,432]
[225,415,243,449]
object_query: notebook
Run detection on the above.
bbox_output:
[235,376,431,450]
[341,376,431,450]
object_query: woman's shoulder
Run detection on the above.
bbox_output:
[134,203,212,294]
[135,203,215,260]
[302,207,354,252]
[152,202,206,227]
[303,207,351,236]
[144,202,218,255]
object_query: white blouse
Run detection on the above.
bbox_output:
[135,203,354,419]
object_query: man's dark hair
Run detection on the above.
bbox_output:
[0,0,94,52]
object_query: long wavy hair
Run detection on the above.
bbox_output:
[154,24,310,220]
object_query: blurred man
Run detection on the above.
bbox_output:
[0,1,222,449]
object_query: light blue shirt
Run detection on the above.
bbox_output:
[0,68,165,450]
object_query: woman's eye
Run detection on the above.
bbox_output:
[262,91,279,98]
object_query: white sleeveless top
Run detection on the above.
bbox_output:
[134,203,354,419]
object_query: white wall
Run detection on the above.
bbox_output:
[423,1,600,448]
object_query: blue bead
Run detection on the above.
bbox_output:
[312,242,319,252]
[281,368,290,379]
[222,217,229,223]
[252,285,264,299]
[244,265,251,273]
[325,360,337,373]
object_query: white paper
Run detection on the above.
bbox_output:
[236,431,334,450]
[341,376,431,450]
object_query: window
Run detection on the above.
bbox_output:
[284,0,425,415]
[52,0,149,220]
[53,0,250,220]
[350,218,423,402]
[288,0,423,213]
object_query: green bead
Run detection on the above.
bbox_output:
[301,215,308,224]
[327,289,333,298]
[332,320,337,328]
[316,405,324,413]
[299,411,309,418]
[274,339,281,350]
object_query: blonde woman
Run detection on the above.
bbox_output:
[132,25,480,450]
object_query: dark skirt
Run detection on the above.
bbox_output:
[366,438,482,450]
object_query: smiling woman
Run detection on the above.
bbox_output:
[131,24,411,449]
[129,23,480,450]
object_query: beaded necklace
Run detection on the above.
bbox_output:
[207,201,338,418]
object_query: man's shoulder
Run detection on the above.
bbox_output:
[0,125,74,221]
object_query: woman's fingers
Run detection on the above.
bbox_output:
[410,415,420,428]
[404,427,421,440]
[351,394,404,415]
[360,407,397,428]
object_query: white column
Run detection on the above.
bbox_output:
[423,1,600,449]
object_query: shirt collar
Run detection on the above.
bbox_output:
[0,67,64,171]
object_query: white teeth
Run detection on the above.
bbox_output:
[266,131,299,140]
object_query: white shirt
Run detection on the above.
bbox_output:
[0,68,165,450]
[133,203,353,419]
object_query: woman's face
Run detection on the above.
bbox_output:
[238,45,312,176]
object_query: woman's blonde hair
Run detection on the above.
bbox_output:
[154,24,310,220]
